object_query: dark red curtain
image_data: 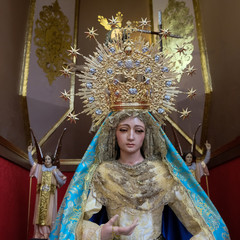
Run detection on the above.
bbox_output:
[201,157,240,240]
[0,157,73,240]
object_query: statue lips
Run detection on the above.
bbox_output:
[126,143,135,148]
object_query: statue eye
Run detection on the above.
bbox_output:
[119,128,128,132]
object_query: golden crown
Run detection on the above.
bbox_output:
[63,14,193,126]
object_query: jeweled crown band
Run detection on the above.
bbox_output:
[111,102,150,111]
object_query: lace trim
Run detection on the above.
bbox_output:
[91,159,176,213]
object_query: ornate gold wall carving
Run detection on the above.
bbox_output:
[34,0,72,85]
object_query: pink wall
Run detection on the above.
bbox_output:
[0,156,239,239]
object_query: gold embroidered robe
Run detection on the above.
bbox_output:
[79,159,213,240]
[31,164,58,226]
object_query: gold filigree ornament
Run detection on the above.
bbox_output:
[34,0,72,85]
[64,14,193,126]
[160,0,195,82]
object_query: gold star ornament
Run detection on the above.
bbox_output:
[187,88,197,99]
[85,27,98,39]
[180,108,191,119]
[186,65,197,76]
[67,112,79,124]
[108,16,120,27]
[67,46,80,58]
[60,66,73,77]
[60,90,70,101]
[176,44,187,55]
[139,18,151,28]
[160,29,171,39]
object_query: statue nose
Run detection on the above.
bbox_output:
[128,130,134,140]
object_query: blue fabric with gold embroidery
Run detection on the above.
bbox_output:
[49,113,230,240]
[49,119,105,239]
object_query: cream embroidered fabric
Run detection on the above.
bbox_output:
[80,159,213,240]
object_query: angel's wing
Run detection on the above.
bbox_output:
[171,125,183,156]
[30,128,43,164]
[53,128,67,168]
[191,123,202,155]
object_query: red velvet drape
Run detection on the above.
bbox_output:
[201,157,240,240]
[0,157,29,240]
[0,156,239,239]
[0,157,74,240]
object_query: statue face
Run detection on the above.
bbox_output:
[185,153,193,165]
[116,117,145,156]
[44,155,52,168]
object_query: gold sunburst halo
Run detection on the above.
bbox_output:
[63,14,194,127]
